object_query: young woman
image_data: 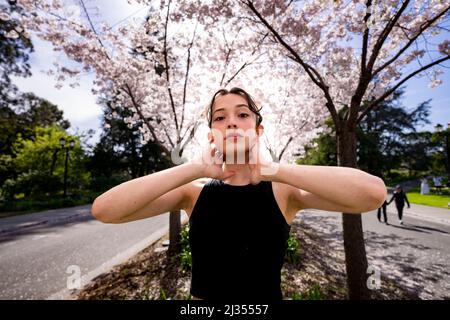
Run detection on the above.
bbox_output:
[92,87,387,301]
[387,184,410,225]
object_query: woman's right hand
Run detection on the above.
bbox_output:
[191,140,236,181]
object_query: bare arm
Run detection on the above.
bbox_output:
[264,163,387,214]
[91,162,205,223]
[404,193,410,207]
[387,193,395,205]
[91,138,236,224]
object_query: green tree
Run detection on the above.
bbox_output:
[400,131,438,178]
[2,125,90,200]
[431,125,450,180]
[298,89,434,179]
[86,98,170,193]
[296,118,337,166]
[0,1,33,107]
[0,94,71,185]
[358,90,432,179]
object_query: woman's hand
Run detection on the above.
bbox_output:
[247,138,278,185]
[191,139,236,181]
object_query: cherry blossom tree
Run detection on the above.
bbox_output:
[256,66,330,162]
[12,0,446,299]
[174,0,449,298]
[11,0,325,254]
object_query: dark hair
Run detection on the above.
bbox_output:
[205,87,263,128]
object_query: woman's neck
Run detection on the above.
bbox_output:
[222,154,252,185]
[220,148,258,185]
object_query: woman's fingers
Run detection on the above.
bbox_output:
[249,138,261,164]
[209,143,216,158]
[204,143,221,165]
[221,170,236,180]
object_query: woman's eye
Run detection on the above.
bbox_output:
[214,114,248,121]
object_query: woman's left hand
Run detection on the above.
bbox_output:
[248,139,278,184]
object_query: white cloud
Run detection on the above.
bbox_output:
[13,66,103,144]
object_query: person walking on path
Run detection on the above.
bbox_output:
[377,198,388,224]
[387,184,410,225]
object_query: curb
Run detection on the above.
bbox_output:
[46,224,170,300]
[47,214,189,300]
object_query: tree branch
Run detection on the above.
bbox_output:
[180,21,198,134]
[78,0,110,60]
[162,0,179,133]
[357,55,450,123]
[366,0,410,74]
[241,0,339,125]
[179,121,200,156]
[372,4,450,77]
[123,84,171,156]
[360,0,372,74]
[278,136,293,161]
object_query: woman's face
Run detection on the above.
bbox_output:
[208,93,262,162]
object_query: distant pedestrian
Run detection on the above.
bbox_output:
[420,177,430,195]
[377,199,388,224]
[387,184,410,225]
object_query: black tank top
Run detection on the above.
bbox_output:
[188,178,291,301]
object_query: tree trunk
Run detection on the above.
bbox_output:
[337,124,371,299]
[167,160,182,255]
[168,209,181,255]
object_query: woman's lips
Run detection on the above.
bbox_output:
[225,134,243,140]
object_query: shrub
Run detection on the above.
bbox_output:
[89,175,127,192]
[285,232,300,264]
[292,284,326,300]
[1,170,62,200]
[178,224,192,271]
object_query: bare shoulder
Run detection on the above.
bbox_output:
[271,181,300,224]
[272,181,296,201]
[184,178,210,217]
[191,177,210,187]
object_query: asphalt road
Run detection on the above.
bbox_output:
[0,205,448,300]
[300,208,450,299]
[0,211,180,300]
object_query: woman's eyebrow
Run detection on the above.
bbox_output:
[212,104,249,116]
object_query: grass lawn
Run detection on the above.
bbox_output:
[406,187,450,209]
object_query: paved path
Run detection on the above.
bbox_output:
[0,205,188,299]
[299,204,450,299]
[0,198,448,300]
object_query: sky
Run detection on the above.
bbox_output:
[11,1,450,148]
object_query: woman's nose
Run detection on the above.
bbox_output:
[227,123,237,129]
